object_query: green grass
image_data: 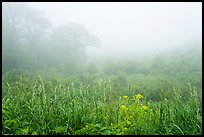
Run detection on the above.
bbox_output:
[2,74,202,135]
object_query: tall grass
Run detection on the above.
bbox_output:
[2,75,202,135]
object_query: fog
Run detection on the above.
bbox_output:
[2,3,202,134]
[2,2,202,73]
[2,2,202,135]
[26,2,202,61]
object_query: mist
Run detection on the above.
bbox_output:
[26,2,202,61]
[2,2,202,135]
[2,2,202,75]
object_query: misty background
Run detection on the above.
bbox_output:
[2,2,202,77]
[2,2,202,135]
[26,2,202,61]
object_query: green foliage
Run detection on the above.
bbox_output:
[2,4,202,134]
[2,69,202,135]
[75,123,111,135]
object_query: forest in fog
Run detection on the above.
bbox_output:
[2,2,202,135]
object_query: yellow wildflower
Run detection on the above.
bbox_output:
[120,105,128,111]
[141,105,148,111]
[135,94,143,100]
[123,95,129,100]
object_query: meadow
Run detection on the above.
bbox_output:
[2,2,202,135]
[2,54,202,135]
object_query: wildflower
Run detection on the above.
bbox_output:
[141,105,148,111]
[123,95,129,100]
[135,94,143,100]
[120,105,128,111]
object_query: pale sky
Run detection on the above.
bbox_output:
[26,2,202,60]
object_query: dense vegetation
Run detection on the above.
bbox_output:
[2,49,202,135]
[2,3,202,135]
